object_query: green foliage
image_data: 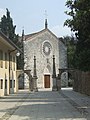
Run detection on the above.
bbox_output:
[64,35,76,68]
[0,9,16,43]
[16,34,24,70]
[0,8,24,70]
[64,0,90,71]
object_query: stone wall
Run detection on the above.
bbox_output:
[73,70,90,96]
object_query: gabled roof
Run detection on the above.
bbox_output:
[25,28,58,41]
[0,30,22,53]
[24,28,66,46]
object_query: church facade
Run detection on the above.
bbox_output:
[24,23,67,90]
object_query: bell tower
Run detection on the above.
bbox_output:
[44,10,48,29]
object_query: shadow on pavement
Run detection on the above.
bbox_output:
[0,90,87,120]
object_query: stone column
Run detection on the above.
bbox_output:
[52,55,57,91]
[33,56,38,92]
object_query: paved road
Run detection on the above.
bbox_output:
[0,89,89,120]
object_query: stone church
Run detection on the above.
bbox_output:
[24,20,67,90]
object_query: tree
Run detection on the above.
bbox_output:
[17,30,24,70]
[0,8,24,70]
[0,8,19,45]
[64,0,90,71]
[64,35,76,68]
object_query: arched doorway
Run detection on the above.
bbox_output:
[18,73,24,89]
[24,73,29,89]
[17,69,32,91]
[61,72,68,87]
[58,68,74,89]
[24,70,33,91]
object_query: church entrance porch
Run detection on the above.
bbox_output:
[44,75,50,88]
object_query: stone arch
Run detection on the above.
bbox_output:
[16,70,24,89]
[24,73,29,89]
[44,65,51,74]
[58,68,74,88]
[17,70,32,90]
[24,70,33,91]
[61,71,68,87]
[47,64,51,73]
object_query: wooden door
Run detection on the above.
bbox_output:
[44,75,50,88]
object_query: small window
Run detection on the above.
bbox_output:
[0,79,3,89]
[0,50,3,68]
[5,79,7,89]
[14,80,15,88]
[5,53,7,69]
[13,56,15,71]
[10,80,12,88]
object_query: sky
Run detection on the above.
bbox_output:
[0,0,71,37]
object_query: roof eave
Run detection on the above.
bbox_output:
[0,30,22,53]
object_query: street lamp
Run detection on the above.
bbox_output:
[16,51,20,57]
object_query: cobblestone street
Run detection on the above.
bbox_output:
[0,88,90,120]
